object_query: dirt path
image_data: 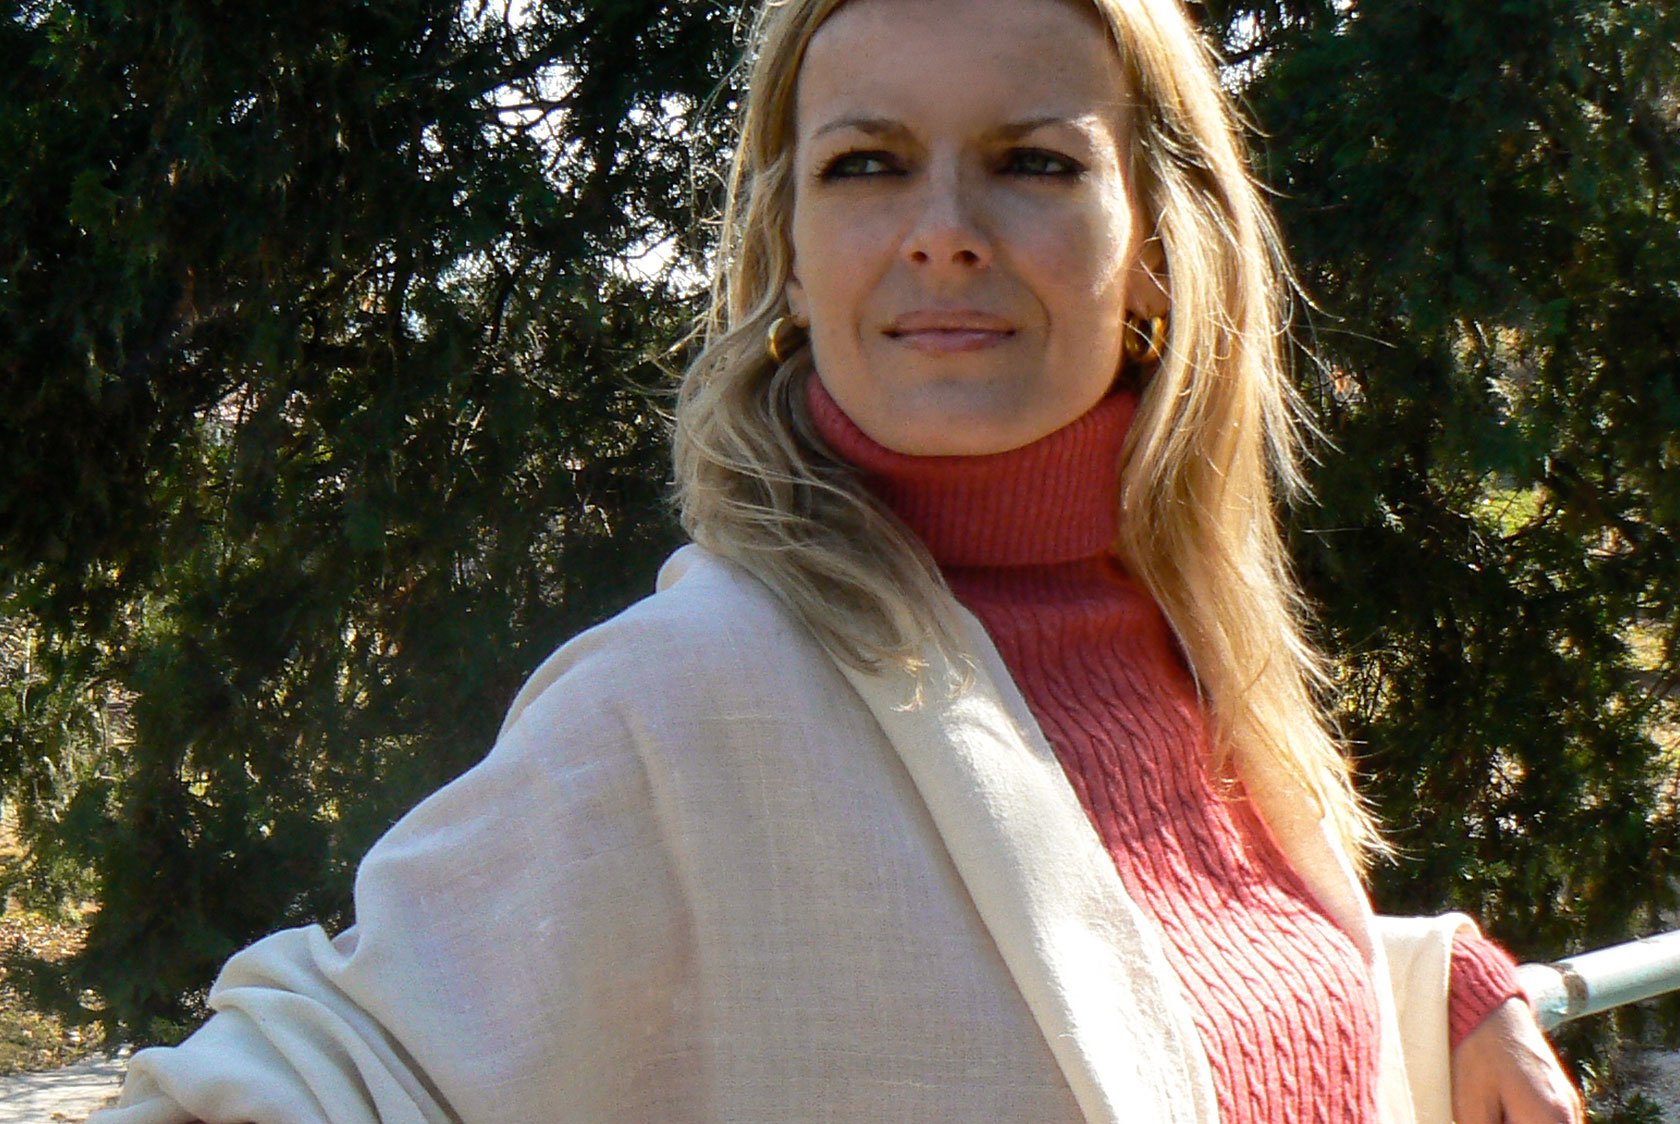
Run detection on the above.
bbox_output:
[1634,1050,1680,1123]
[0,1050,125,1124]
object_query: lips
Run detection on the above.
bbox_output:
[885,309,1016,335]
[884,310,1017,354]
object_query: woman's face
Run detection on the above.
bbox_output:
[785,0,1166,456]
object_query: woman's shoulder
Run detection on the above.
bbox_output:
[496,544,833,744]
[357,545,850,905]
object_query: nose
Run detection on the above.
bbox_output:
[902,162,992,271]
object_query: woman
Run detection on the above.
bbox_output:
[98,0,1583,1121]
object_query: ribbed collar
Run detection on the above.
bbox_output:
[805,374,1135,568]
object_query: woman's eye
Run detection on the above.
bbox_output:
[1003,148,1084,177]
[817,151,900,180]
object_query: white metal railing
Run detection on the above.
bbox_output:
[1519,929,1680,1030]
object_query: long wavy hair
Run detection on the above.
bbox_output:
[672,0,1383,870]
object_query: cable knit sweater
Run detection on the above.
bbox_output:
[806,375,1523,1122]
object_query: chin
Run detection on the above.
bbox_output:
[874,415,1043,458]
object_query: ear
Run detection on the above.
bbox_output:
[1126,235,1170,319]
[784,274,810,326]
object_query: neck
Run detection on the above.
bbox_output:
[804,374,1135,568]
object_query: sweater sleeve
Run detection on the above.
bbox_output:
[1448,930,1526,1050]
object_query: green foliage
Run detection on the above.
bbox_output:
[2,0,739,1038]
[1235,0,1680,994]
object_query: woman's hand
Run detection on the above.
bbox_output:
[1450,997,1585,1123]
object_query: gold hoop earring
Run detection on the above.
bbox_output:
[766,315,807,364]
[1123,313,1168,366]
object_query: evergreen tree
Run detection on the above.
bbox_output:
[1228,0,1680,1043]
[2,0,739,1038]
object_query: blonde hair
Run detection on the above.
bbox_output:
[672,0,1383,870]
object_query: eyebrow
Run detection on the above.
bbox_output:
[809,113,1094,142]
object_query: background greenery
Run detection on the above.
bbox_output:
[2,0,1676,1101]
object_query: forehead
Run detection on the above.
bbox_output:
[796,0,1130,133]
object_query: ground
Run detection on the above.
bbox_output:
[0,909,103,1076]
[0,892,120,1121]
[0,1051,125,1123]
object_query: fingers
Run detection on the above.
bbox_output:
[1505,1009,1584,1124]
[1451,998,1586,1124]
[1502,1073,1584,1124]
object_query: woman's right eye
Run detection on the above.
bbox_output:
[816,151,901,180]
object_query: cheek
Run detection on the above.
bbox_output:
[1005,199,1135,314]
[791,203,892,319]
[1035,231,1132,330]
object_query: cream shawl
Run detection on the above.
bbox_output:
[97,546,1475,1124]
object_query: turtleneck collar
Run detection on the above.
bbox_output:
[804,374,1135,568]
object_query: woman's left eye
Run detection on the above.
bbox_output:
[1002,148,1085,177]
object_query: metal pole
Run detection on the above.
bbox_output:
[1519,929,1680,1030]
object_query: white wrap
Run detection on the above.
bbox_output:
[97,546,1472,1123]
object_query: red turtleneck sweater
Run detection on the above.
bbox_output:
[806,375,1522,1121]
